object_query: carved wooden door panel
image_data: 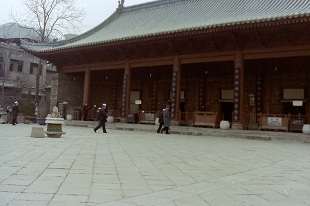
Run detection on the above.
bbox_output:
[186,79,199,112]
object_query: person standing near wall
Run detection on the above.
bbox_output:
[12,101,20,125]
[6,106,12,124]
[83,103,89,121]
[161,105,170,134]
[94,104,108,133]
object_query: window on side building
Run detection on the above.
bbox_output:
[0,57,2,72]
[30,63,40,75]
[10,59,23,72]
[18,61,23,72]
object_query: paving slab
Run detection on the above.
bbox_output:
[0,123,310,206]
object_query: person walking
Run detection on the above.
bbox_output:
[83,103,89,121]
[157,109,164,133]
[94,104,108,133]
[12,101,20,125]
[161,105,170,134]
[104,101,108,113]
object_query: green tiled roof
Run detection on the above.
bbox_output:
[21,0,310,53]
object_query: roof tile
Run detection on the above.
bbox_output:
[21,0,310,52]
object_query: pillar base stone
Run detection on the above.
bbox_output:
[231,123,243,130]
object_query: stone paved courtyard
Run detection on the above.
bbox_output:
[1,123,310,206]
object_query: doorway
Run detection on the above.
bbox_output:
[221,102,233,122]
[180,101,186,112]
[130,91,140,113]
[283,102,306,115]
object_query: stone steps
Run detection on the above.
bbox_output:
[64,120,310,143]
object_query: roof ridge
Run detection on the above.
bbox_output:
[122,0,193,13]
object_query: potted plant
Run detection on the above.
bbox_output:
[19,100,36,123]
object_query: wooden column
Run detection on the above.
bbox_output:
[232,51,244,129]
[83,67,91,105]
[122,63,131,118]
[171,56,181,121]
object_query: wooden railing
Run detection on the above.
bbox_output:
[177,111,218,127]
[240,113,309,132]
[177,111,194,126]
[239,113,259,130]
[259,114,290,132]
[88,109,117,121]
[192,112,218,128]
[138,111,159,124]
[107,110,116,119]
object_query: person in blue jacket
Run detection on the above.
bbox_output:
[161,105,170,134]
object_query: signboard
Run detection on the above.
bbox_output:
[135,100,142,104]
[145,113,154,121]
[293,101,303,106]
[290,119,304,132]
[127,113,139,123]
[268,117,282,126]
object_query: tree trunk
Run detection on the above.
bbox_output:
[1,77,4,107]
[35,58,42,104]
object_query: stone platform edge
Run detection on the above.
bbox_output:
[64,120,310,143]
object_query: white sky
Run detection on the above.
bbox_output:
[0,0,154,36]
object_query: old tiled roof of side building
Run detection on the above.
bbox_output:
[21,0,310,53]
[0,23,41,42]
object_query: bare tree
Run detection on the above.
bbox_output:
[0,23,16,109]
[10,0,86,103]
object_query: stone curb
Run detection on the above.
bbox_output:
[64,120,309,142]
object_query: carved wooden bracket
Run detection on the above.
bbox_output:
[187,38,204,53]
[230,33,247,50]
[208,36,223,51]
[280,29,297,46]
[255,31,271,48]
[106,48,119,61]
[134,45,147,58]
[151,43,166,57]
[118,46,133,59]
[168,40,184,55]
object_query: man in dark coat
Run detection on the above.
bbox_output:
[12,101,20,125]
[157,109,164,133]
[94,104,108,133]
[161,105,170,134]
[104,101,108,113]
[82,103,89,121]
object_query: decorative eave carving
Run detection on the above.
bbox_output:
[255,31,271,48]
[168,40,185,55]
[230,32,248,50]
[280,28,297,46]
[208,36,224,51]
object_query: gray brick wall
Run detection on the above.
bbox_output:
[50,73,84,113]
